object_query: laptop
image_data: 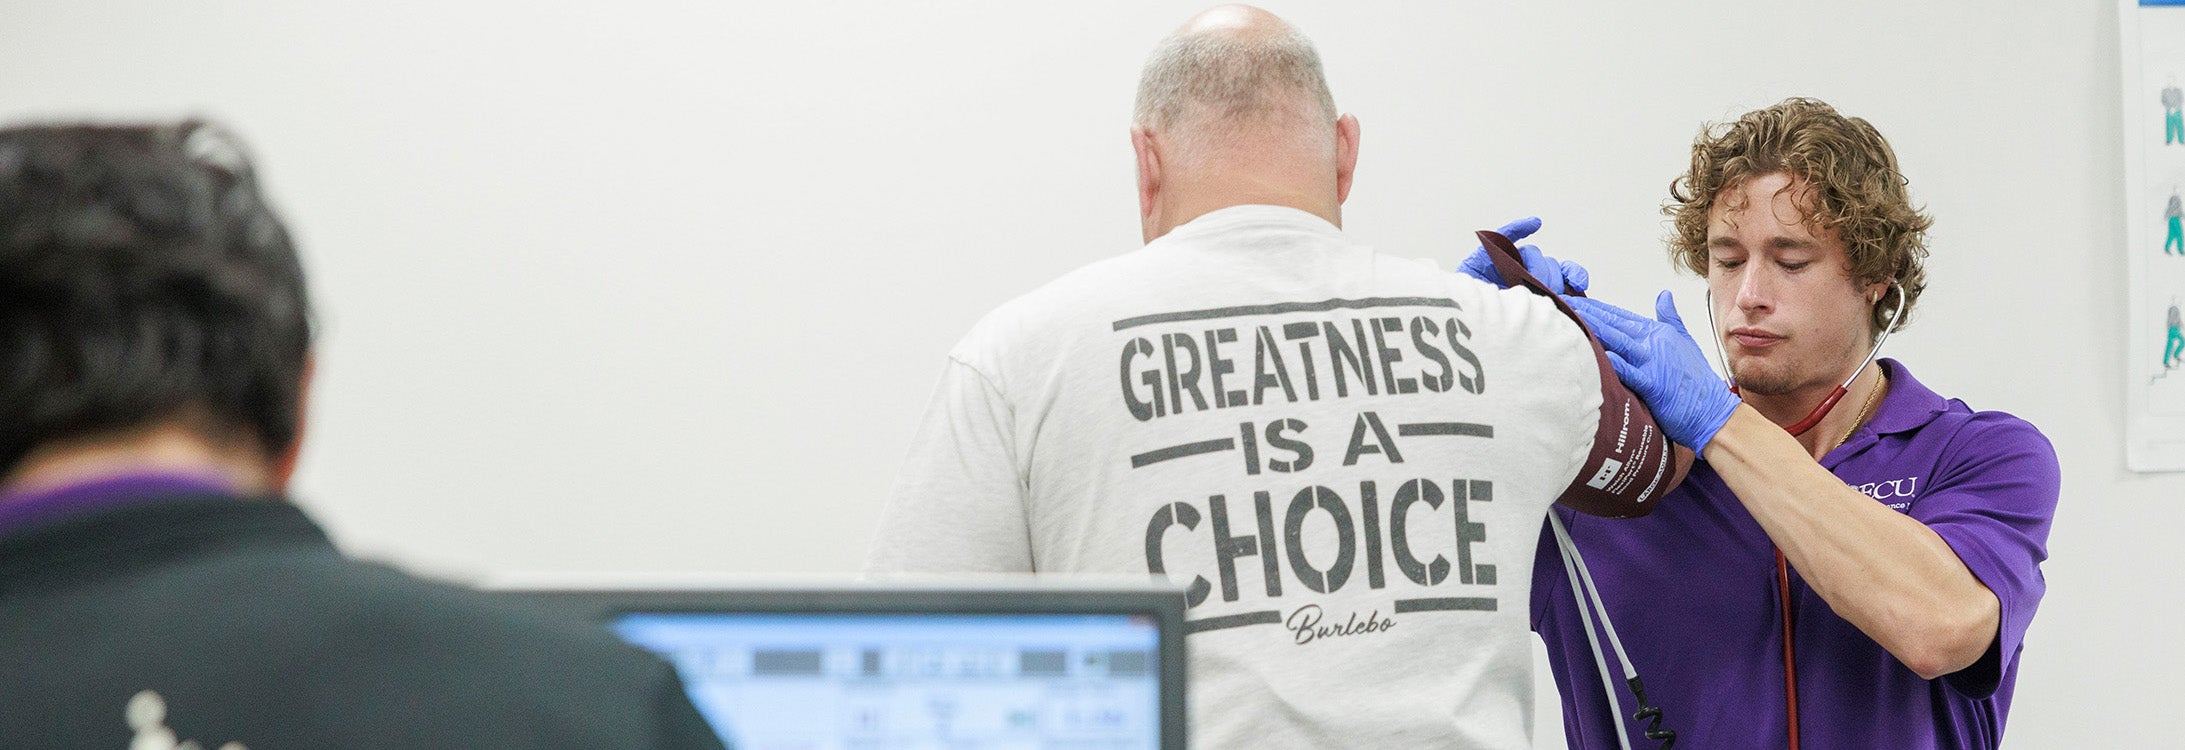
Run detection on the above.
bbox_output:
[505,579,1188,750]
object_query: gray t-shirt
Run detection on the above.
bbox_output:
[866,205,1603,748]
[2163,85,2183,109]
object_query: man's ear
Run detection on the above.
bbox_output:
[271,353,313,493]
[1864,278,1891,305]
[1132,126,1162,242]
[1334,114,1360,204]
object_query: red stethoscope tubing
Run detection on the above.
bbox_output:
[1710,286,1899,750]
[1736,385,1839,750]
[1772,386,1846,750]
[1775,548,1801,750]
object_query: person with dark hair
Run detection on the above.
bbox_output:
[1469,99,2060,748]
[0,121,728,749]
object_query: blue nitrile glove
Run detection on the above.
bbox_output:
[1564,290,1741,453]
[1455,216,1592,294]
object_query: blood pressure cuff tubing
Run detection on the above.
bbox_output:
[1476,230,1692,518]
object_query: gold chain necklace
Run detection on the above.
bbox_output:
[1831,372,1888,451]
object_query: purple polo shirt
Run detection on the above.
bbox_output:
[0,470,238,539]
[1531,359,2060,749]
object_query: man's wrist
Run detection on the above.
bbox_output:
[1697,403,1761,462]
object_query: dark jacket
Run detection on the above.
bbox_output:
[0,492,728,749]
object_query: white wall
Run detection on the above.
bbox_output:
[1,0,2164,745]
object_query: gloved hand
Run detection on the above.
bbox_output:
[1564,290,1741,453]
[1456,216,1592,295]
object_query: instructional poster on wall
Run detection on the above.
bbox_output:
[2122,0,2185,471]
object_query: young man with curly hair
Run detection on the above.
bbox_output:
[1518,99,2060,749]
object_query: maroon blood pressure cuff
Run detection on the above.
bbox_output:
[1475,230,1692,518]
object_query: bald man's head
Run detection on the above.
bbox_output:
[1132,5,1338,156]
[1128,6,1357,242]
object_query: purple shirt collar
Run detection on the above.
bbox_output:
[1867,358,1949,435]
[1824,358,1947,468]
[0,469,239,538]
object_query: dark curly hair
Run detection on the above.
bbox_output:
[1666,98,1931,338]
[0,121,311,479]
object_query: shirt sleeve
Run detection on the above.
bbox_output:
[1909,414,2061,699]
[862,356,1035,574]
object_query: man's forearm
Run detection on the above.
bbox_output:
[1703,405,2000,679]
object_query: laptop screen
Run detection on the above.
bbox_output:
[499,582,1187,750]
[612,611,1163,749]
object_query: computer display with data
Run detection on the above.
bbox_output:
[614,611,1163,749]
[499,583,1186,750]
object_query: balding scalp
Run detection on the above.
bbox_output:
[1132,18,1337,149]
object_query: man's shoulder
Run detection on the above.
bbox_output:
[48,515,665,675]
[224,548,662,672]
[1923,403,2058,475]
[939,247,1162,377]
[0,501,714,748]
[2,497,631,658]
[1906,388,2053,458]
[233,555,696,712]
[955,237,1538,351]
[1879,367,2058,484]
[981,245,1169,323]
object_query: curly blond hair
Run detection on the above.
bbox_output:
[1666,98,1931,337]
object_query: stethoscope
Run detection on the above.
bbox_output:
[1554,283,1903,750]
[1718,284,1902,750]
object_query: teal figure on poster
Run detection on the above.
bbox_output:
[2167,80,2184,144]
[2167,299,2183,370]
[2168,189,2184,255]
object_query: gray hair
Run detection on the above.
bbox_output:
[1132,21,1337,143]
